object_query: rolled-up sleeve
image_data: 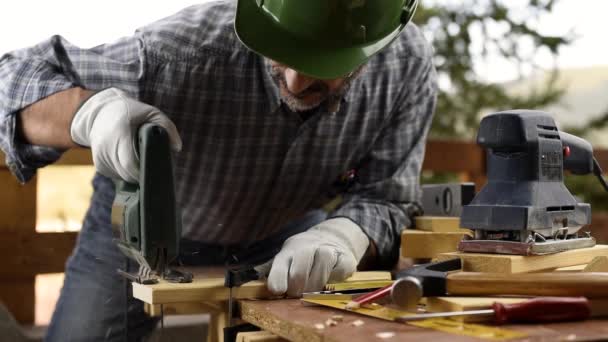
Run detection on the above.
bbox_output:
[328,57,437,268]
[0,34,145,182]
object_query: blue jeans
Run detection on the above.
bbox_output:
[46,185,326,342]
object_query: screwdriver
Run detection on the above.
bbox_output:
[395,297,592,325]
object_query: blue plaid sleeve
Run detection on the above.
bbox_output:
[329,57,438,269]
[0,35,144,183]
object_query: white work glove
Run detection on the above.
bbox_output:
[70,88,182,183]
[264,218,370,297]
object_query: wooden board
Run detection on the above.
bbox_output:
[237,331,287,342]
[240,299,608,342]
[401,230,471,259]
[0,149,92,168]
[0,232,77,277]
[336,271,391,283]
[241,299,463,342]
[0,169,36,232]
[414,216,470,233]
[132,270,272,305]
[435,245,608,273]
[585,256,608,272]
[132,269,387,305]
[0,276,35,324]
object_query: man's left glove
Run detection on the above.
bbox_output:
[265,218,370,297]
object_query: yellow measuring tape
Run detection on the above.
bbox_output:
[302,298,527,341]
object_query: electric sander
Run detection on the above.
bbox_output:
[459,110,608,255]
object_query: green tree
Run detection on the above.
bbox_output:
[413,0,571,138]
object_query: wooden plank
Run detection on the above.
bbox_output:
[241,299,608,342]
[585,256,608,272]
[337,272,391,283]
[132,267,270,305]
[0,232,77,277]
[145,301,221,316]
[237,331,287,342]
[0,149,92,168]
[240,300,446,342]
[595,149,608,175]
[436,245,608,273]
[0,169,36,232]
[589,213,608,244]
[132,270,391,305]
[401,230,471,259]
[414,216,470,233]
[422,140,485,174]
[0,277,35,324]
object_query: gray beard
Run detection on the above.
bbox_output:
[269,64,365,113]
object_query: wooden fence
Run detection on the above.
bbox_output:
[1,140,607,323]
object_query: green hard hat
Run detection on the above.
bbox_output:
[235,0,419,80]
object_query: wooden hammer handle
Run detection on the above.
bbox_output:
[447,272,608,297]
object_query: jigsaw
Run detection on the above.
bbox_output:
[460,110,608,255]
[111,123,192,284]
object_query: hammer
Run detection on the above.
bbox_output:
[391,259,608,310]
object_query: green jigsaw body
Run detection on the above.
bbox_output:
[111,124,181,278]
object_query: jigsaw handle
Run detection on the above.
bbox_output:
[446,272,608,298]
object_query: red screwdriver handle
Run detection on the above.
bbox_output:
[492,297,591,325]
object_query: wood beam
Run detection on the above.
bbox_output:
[0,169,36,232]
[0,232,77,277]
[0,149,92,168]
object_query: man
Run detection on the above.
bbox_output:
[0,0,436,340]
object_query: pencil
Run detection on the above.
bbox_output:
[345,283,393,310]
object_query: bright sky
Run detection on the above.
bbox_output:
[0,0,606,83]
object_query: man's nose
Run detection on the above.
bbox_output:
[284,68,316,95]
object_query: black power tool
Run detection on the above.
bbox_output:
[459,110,608,255]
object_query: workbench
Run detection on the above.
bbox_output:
[130,267,608,342]
[239,299,608,342]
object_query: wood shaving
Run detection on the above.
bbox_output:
[314,323,325,330]
[376,332,396,339]
[331,315,344,322]
[325,319,338,327]
[351,319,365,327]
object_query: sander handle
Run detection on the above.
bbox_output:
[446,272,608,298]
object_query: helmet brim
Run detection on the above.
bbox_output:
[235,0,405,80]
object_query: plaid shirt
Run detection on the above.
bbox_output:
[0,1,436,267]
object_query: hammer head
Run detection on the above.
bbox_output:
[392,258,462,309]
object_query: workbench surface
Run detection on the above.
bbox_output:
[240,299,608,342]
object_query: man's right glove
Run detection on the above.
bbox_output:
[70,88,182,183]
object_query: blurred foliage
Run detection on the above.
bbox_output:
[565,107,608,137]
[565,175,608,212]
[413,1,608,212]
[413,0,571,139]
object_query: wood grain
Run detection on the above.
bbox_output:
[0,277,35,324]
[132,271,390,305]
[436,245,608,273]
[240,299,608,342]
[584,256,608,272]
[446,272,608,297]
[0,232,77,277]
[236,331,287,342]
[401,230,471,259]
[0,149,92,168]
[240,299,464,342]
[0,169,36,232]
[414,216,469,233]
